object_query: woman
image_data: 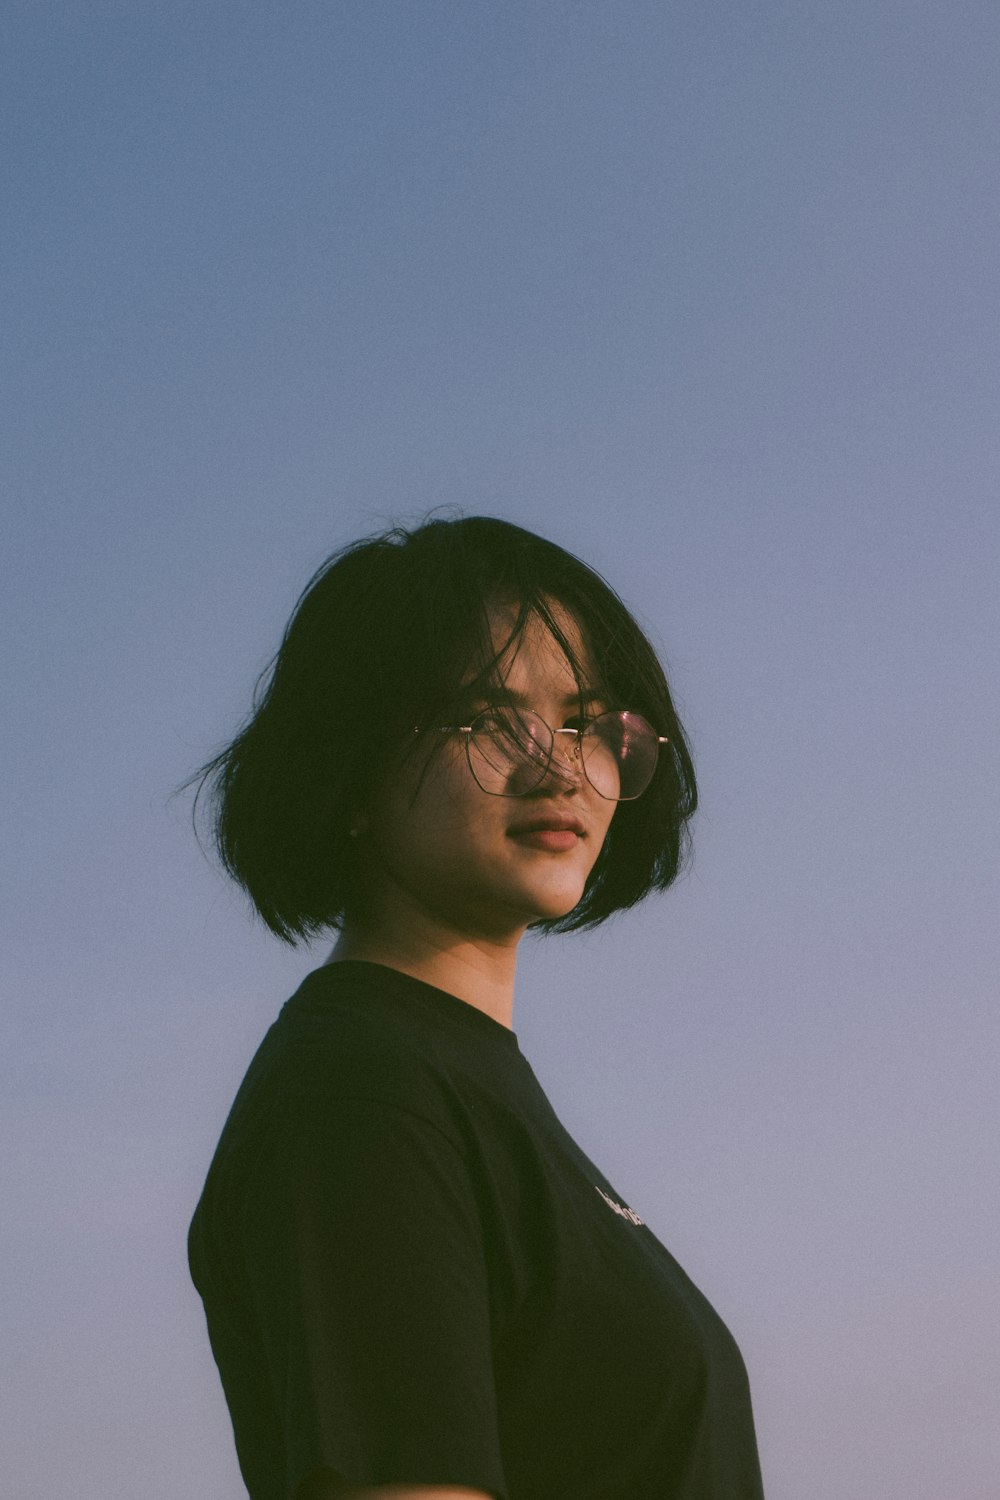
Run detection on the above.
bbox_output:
[186,515,765,1500]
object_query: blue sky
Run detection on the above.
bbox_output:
[3,4,998,1497]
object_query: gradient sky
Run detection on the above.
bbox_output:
[3,4,998,1498]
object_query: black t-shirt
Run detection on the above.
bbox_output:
[189,961,765,1500]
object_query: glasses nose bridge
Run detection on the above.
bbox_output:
[540,723,585,784]
[551,724,583,758]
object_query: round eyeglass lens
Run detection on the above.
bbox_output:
[466,708,553,795]
[466,708,660,800]
[580,711,661,800]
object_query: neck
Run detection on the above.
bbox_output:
[324,909,521,1031]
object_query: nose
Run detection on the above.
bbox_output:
[539,730,584,789]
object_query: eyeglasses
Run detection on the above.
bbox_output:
[429,707,669,801]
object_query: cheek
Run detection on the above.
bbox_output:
[594,800,618,844]
[582,807,618,877]
[375,756,496,866]
[411,765,491,840]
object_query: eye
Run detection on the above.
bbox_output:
[564,707,610,731]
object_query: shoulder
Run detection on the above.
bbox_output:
[243,966,463,1148]
[284,967,448,1087]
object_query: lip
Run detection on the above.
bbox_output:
[506,815,586,837]
[508,828,582,852]
[506,815,586,853]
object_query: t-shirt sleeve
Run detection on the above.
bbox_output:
[240,1086,508,1500]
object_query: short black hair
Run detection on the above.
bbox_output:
[180,513,697,944]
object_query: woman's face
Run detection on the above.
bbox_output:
[357,603,619,944]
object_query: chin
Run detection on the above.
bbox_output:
[521,880,587,923]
